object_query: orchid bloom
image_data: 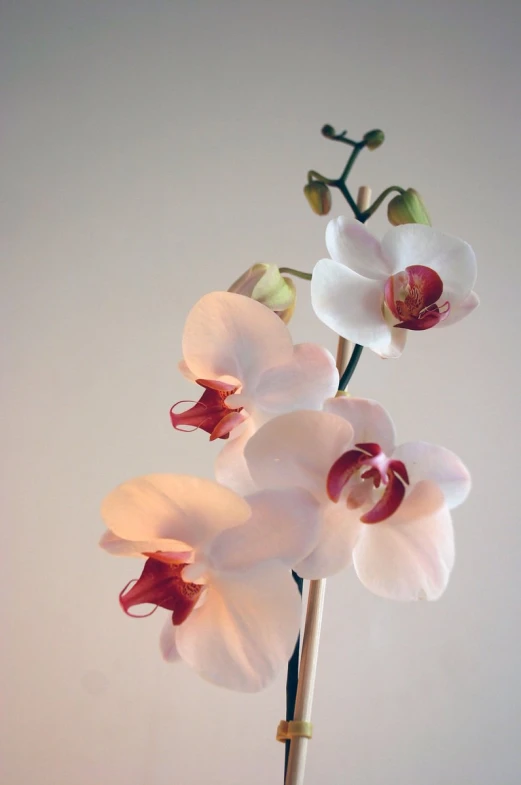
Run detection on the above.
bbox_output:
[244,397,471,600]
[311,217,479,358]
[170,291,338,493]
[100,474,319,691]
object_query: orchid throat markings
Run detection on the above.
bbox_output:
[170,378,246,441]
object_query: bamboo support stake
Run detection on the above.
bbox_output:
[284,186,372,785]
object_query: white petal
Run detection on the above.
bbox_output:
[182,292,293,390]
[175,563,301,691]
[101,475,251,547]
[323,397,396,455]
[326,217,394,278]
[254,343,338,413]
[209,488,321,571]
[381,225,477,305]
[392,442,471,509]
[311,259,394,354]
[437,290,480,328]
[159,618,182,662]
[295,502,362,578]
[99,531,191,559]
[214,422,259,495]
[353,481,454,601]
[244,410,354,500]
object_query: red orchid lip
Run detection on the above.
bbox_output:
[327,443,410,523]
[170,378,245,440]
[119,555,203,626]
[384,265,450,331]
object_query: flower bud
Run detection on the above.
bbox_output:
[387,188,431,226]
[303,181,332,215]
[363,129,385,150]
[321,124,335,138]
[228,264,297,324]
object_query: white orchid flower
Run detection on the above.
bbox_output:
[311,218,479,358]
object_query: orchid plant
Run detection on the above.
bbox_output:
[100,124,478,785]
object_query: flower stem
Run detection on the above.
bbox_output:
[285,572,304,779]
[279,267,312,281]
[338,344,364,391]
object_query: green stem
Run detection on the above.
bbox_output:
[285,572,304,780]
[338,344,364,391]
[335,180,362,220]
[338,142,364,183]
[360,185,405,221]
[279,267,312,281]
[306,170,336,186]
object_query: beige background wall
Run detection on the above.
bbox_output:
[2,1,520,783]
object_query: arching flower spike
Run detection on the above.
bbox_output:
[311,218,479,358]
[171,291,338,493]
[100,475,320,691]
[244,398,471,600]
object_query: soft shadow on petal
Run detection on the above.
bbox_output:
[392,442,471,509]
[244,410,354,500]
[175,563,301,692]
[182,292,293,391]
[381,225,477,304]
[311,259,393,352]
[214,423,259,496]
[101,475,250,547]
[436,290,480,328]
[323,397,397,455]
[209,488,321,572]
[99,531,192,560]
[353,481,454,601]
[295,503,362,578]
[159,618,182,662]
[326,217,394,279]
[254,343,338,413]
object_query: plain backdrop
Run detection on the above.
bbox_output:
[2,1,520,784]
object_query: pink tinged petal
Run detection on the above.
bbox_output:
[159,618,182,662]
[182,292,294,390]
[325,217,394,279]
[323,397,397,455]
[119,558,203,623]
[381,224,477,305]
[178,359,198,382]
[392,442,471,509]
[101,475,251,547]
[352,481,455,601]
[214,421,259,496]
[208,488,321,572]
[209,410,247,441]
[175,563,302,692]
[295,503,362,578]
[244,410,354,501]
[311,259,394,354]
[436,290,480,328]
[254,343,338,414]
[99,531,192,560]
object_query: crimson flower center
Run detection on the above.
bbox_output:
[326,442,410,523]
[170,378,246,441]
[384,264,450,331]
[119,555,203,626]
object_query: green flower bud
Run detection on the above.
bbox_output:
[303,181,332,216]
[387,188,431,226]
[228,264,297,324]
[363,129,385,150]
[321,124,335,138]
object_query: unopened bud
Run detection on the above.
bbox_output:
[228,263,297,324]
[363,129,385,150]
[321,124,335,138]
[303,181,332,215]
[387,188,431,226]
